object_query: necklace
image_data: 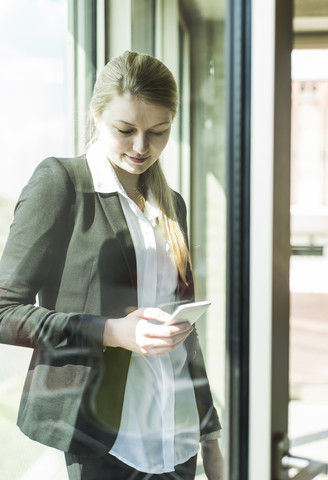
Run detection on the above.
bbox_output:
[125,184,146,211]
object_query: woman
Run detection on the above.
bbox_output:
[0,51,222,479]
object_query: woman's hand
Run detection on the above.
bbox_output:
[103,307,193,356]
[201,439,224,480]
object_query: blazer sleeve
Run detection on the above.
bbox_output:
[0,157,107,350]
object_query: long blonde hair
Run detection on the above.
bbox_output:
[87,51,191,284]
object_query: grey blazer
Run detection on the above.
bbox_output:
[0,155,220,456]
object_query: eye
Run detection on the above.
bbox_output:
[150,130,167,136]
[117,128,133,135]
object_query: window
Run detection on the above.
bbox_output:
[289,48,328,472]
[0,1,69,478]
[0,1,232,478]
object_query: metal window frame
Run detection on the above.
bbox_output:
[225,0,252,478]
[68,0,98,154]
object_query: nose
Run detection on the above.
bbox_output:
[133,133,149,155]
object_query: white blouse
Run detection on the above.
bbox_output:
[87,142,200,474]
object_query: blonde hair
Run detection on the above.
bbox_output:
[87,51,191,284]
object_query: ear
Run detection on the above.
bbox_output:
[93,112,102,128]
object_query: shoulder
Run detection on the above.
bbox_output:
[35,154,90,186]
[21,154,92,199]
[27,155,81,185]
[171,189,187,211]
[171,189,187,227]
[18,158,73,209]
[15,154,92,219]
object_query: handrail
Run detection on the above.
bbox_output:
[290,430,328,448]
[282,455,328,480]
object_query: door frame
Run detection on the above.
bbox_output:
[225,0,252,477]
[248,0,292,479]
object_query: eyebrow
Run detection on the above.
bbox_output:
[114,120,171,128]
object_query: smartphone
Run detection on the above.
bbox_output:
[166,301,211,325]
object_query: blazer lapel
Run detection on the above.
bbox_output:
[97,192,137,288]
[63,155,137,288]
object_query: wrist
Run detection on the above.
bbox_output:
[103,318,119,347]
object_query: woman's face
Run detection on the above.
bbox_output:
[96,93,173,179]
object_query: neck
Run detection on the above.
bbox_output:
[117,169,140,192]
[108,160,146,210]
[107,158,139,189]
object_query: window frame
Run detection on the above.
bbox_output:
[225,0,252,477]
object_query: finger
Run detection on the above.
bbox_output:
[139,308,193,333]
[142,330,192,355]
[144,321,193,338]
[138,308,192,334]
[141,307,172,324]
[139,329,192,353]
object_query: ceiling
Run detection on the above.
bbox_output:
[294,0,328,46]
[181,0,328,27]
[294,0,328,17]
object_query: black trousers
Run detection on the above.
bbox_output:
[65,452,197,480]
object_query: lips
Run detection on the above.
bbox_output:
[125,154,149,164]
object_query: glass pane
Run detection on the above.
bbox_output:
[0,1,227,478]
[131,0,155,54]
[0,1,69,478]
[179,1,227,477]
[289,49,328,468]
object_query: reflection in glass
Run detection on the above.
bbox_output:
[0,1,227,478]
[0,1,69,478]
[289,49,328,468]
